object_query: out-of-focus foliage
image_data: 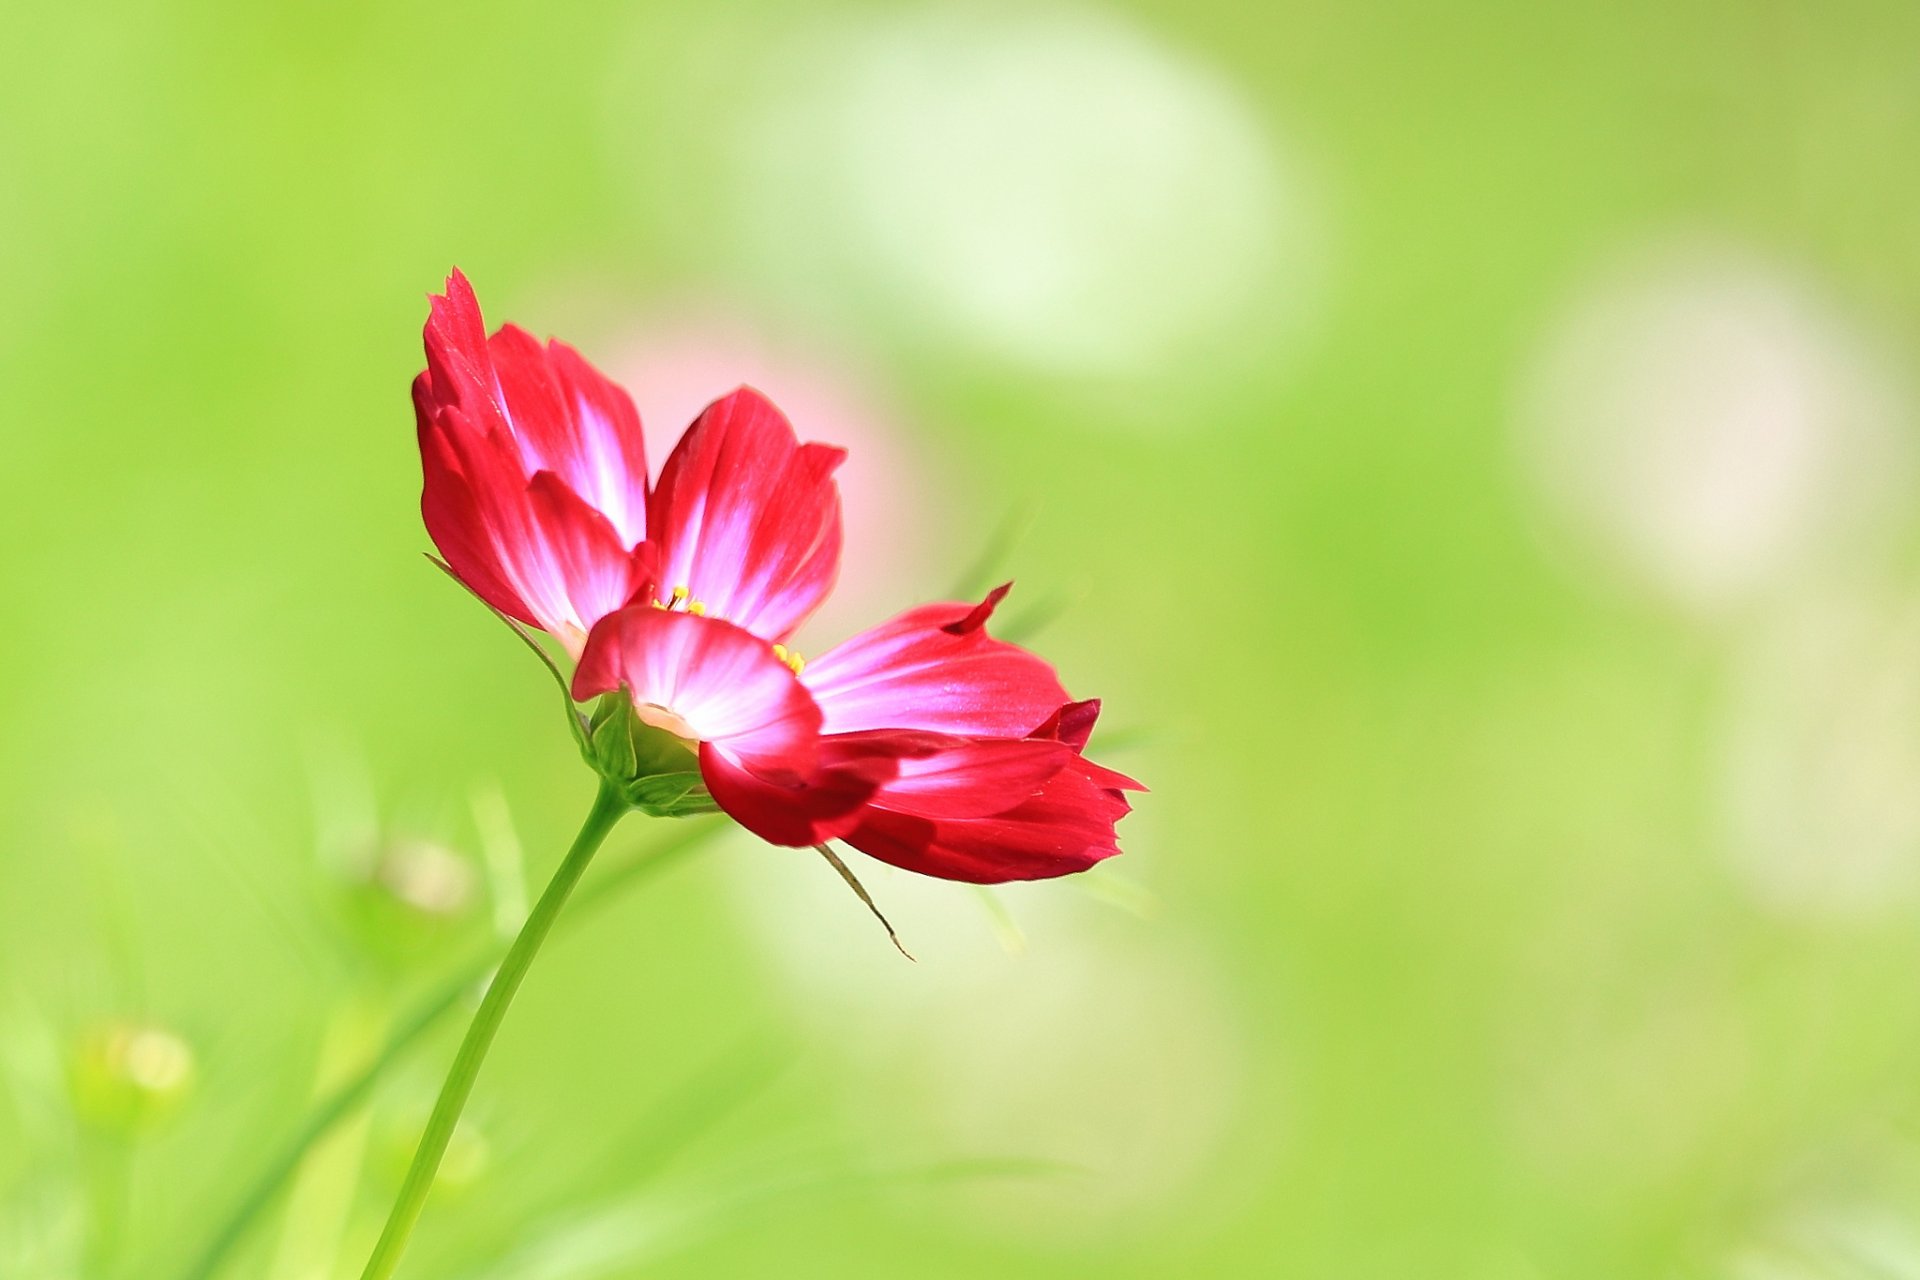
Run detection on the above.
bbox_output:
[6,0,1920,1276]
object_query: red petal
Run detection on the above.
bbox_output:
[943,581,1012,635]
[419,402,541,628]
[852,732,1071,818]
[647,388,845,641]
[416,271,653,646]
[1028,698,1144,792]
[842,758,1133,884]
[699,734,898,847]
[700,730,1068,847]
[486,325,650,548]
[802,588,1070,737]
[572,605,822,768]
[524,473,655,654]
[420,270,496,416]
[1030,697,1100,750]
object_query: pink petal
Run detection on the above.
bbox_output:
[801,586,1070,737]
[487,325,650,548]
[524,473,656,655]
[572,605,822,769]
[647,388,845,641]
[545,338,650,547]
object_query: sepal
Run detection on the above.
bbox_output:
[581,693,721,818]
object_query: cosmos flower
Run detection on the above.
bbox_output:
[414,270,1140,883]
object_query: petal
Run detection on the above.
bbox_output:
[1028,698,1145,793]
[1029,697,1101,751]
[852,732,1072,819]
[424,404,646,654]
[801,586,1070,737]
[418,397,541,628]
[524,473,656,655]
[545,338,649,546]
[572,605,821,768]
[830,702,1143,883]
[842,758,1134,884]
[420,269,497,416]
[699,731,1067,847]
[648,388,845,641]
[699,735,898,847]
[416,271,654,646]
[487,325,650,547]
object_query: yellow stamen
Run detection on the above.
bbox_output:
[772,643,789,663]
[787,652,806,675]
[687,601,706,616]
[670,585,690,604]
[649,599,666,609]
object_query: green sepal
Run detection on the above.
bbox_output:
[581,694,721,818]
[621,771,722,818]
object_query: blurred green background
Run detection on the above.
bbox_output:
[7,0,1920,1275]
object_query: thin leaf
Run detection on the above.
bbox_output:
[470,784,530,939]
[971,886,1027,954]
[946,503,1034,600]
[170,817,725,1280]
[813,845,914,961]
[457,1153,1079,1280]
[425,556,589,751]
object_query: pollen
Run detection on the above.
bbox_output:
[651,585,710,615]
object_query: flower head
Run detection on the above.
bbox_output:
[415,270,1141,883]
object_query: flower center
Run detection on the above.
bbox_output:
[650,583,807,674]
[633,702,699,743]
[650,584,708,616]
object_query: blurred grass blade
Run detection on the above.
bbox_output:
[456,1036,796,1269]
[264,1004,383,1280]
[470,784,530,938]
[173,817,724,1280]
[972,886,1028,953]
[457,1154,1080,1280]
[996,589,1077,645]
[947,503,1033,599]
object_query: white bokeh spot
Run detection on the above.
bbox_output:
[728,5,1314,379]
[1518,237,1909,613]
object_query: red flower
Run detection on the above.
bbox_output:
[415,271,1141,883]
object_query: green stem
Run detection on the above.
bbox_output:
[174,816,719,1280]
[358,780,629,1280]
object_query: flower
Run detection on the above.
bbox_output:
[415,270,1141,883]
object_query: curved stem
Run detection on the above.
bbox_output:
[174,816,720,1280]
[358,780,628,1280]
